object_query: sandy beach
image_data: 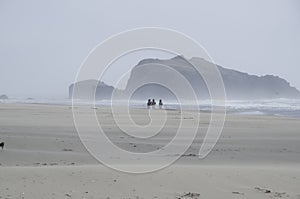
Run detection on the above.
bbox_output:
[1,103,300,198]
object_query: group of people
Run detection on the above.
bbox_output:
[147,99,163,108]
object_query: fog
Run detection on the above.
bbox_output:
[0,0,299,98]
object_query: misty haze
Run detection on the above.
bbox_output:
[1,1,300,199]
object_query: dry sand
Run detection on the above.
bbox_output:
[0,103,300,198]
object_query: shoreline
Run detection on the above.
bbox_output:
[1,100,300,119]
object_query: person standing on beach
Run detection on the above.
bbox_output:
[152,99,156,106]
[147,99,152,108]
[159,99,163,109]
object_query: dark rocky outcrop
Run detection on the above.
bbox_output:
[69,80,117,100]
[125,56,300,100]
[0,95,8,100]
[69,56,300,100]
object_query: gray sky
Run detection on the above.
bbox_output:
[0,0,299,98]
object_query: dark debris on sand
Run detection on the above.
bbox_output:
[177,192,200,199]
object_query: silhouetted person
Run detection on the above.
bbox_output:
[147,99,151,107]
[159,99,163,108]
[0,142,4,150]
[151,99,156,106]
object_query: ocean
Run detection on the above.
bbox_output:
[1,98,300,118]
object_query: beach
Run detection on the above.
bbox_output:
[0,103,300,198]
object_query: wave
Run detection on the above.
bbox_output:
[1,98,300,118]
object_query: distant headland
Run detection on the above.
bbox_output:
[69,56,300,100]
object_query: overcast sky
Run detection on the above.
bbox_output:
[0,0,299,98]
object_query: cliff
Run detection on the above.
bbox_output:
[69,56,300,100]
[69,80,116,100]
[125,56,300,100]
